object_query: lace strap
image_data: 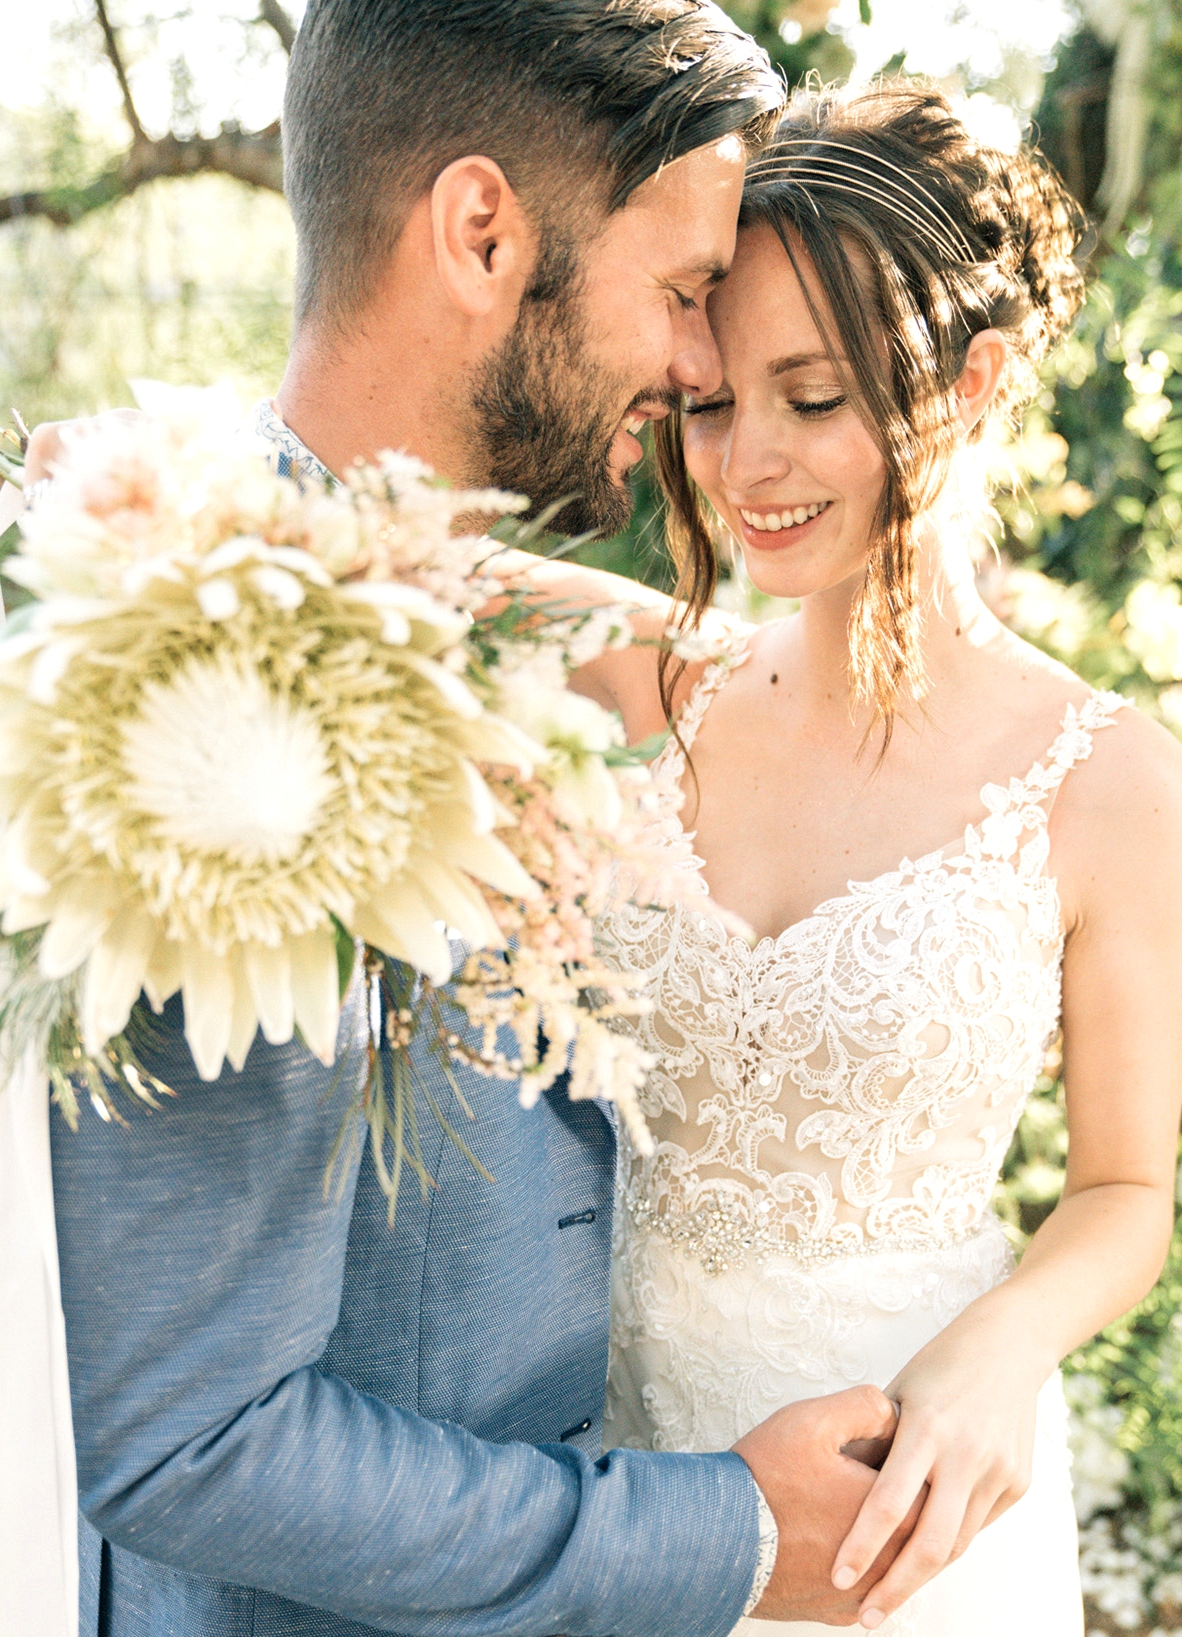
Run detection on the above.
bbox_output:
[653,622,754,782]
[995,689,1130,813]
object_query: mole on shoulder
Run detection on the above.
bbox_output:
[770,672,779,685]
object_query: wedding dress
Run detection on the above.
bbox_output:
[600,627,1126,1637]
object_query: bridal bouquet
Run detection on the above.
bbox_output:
[0,403,695,1207]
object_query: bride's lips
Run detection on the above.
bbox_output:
[733,499,833,551]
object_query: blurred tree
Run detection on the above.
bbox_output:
[1,1,289,227]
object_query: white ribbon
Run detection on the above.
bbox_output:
[0,1054,78,1637]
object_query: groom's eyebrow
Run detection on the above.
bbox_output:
[677,258,729,285]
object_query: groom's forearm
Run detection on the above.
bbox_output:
[79,1363,759,1637]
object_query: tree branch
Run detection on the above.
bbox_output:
[0,124,283,227]
[94,0,146,145]
[258,0,297,54]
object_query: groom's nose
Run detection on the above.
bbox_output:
[668,302,724,399]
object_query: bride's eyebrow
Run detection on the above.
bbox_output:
[767,351,846,376]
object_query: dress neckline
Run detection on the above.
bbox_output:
[657,622,1128,951]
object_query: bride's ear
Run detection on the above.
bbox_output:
[954,329,1008,433]
[430,156,533,319]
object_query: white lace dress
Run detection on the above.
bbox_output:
[600,630,1127,1637]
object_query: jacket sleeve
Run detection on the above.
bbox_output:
[52,998,760,1637]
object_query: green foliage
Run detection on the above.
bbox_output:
[0,172,294,425]
[986,227,1182,760]
[1071,1222,1182,1516]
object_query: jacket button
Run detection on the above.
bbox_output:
[558,1209,596,1229]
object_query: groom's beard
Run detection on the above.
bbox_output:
[470,269,648,538]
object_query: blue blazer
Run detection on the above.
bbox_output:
[51,986,760,1636]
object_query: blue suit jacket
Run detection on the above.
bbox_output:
[51,987,760,1636]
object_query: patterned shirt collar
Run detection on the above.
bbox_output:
[252,398,337,491]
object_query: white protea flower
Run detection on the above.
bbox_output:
[0,456,543,1081]
[120,654,336,867]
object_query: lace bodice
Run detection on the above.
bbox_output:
[599,629,1127,1276]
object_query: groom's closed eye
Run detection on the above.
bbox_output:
[663,259,729,308]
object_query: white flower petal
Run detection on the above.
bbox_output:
[342,580,464,643]
[353,883,454,986]
[122,557,185,596]
[143,935,183,1013]
[455,714,542,775]
[81,908,156,1054]
[225,962,261,1073]
[0,813,52,898]
[263,545,333,585]
[250,565,305,610]
[243,940,295,1045]
[383,608,414,645]
[289,926,341,1066]
[397,650,483,719]
[444,828,541,901]
[1,895,52,935]
[196,578,241,621]
[413,856,503,950]
[28,637,85,706]
[39,881,120,980]
[552,758,623,832]
[457,760,498,834]
[202,535,269,576]
[180,944,235,1080]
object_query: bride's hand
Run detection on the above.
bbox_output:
[828,1319,1047,1629]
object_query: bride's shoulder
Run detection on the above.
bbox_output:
[981,626,1182,838]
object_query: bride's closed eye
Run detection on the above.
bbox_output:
[682,393,849,419]
[792,394,847,419]
[683,395,733,417]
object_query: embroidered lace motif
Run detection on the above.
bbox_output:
[598,629,1127,1275]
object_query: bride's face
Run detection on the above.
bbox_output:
[683,224,888,602]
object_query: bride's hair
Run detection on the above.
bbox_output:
[655,82,1089,737]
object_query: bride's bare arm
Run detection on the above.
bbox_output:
[831,706,1182,1631]
[485,546,682,734]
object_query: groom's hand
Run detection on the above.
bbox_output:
[733,1386,922,1626]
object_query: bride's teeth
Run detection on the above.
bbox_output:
[740,501,830,533]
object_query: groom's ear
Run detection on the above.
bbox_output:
[430,156,534,320]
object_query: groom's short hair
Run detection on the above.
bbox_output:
[284,0,783,330]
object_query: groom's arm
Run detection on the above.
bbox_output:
[52,1001,761,1637]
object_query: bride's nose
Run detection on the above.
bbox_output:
[719,405,790,495]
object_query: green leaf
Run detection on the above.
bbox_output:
[603,727,670,766]
[858,0,872,23]
[1114,494,1147,524]
[331,915,358,998]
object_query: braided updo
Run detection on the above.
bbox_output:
[656,81,1089,738]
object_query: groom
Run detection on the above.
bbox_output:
[37,4,910,1634]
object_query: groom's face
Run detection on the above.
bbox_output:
[471,136,747,535]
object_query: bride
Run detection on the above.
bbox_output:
[508,84,1182,1634]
